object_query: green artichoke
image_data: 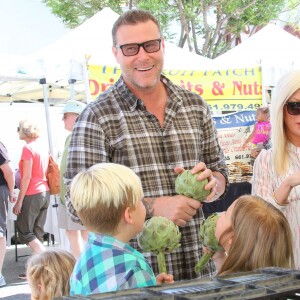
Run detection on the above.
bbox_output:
[175,170,210,202]
[137,216,181,273]
[195,213,224,274]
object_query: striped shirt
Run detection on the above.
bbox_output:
[65,74,228,280]
[70,233,156,295]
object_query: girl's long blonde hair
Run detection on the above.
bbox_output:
[218,195,294,276]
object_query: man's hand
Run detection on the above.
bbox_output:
[153,195,201,227]
[175,162,221,202]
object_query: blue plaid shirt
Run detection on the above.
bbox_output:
[70,233,156,296]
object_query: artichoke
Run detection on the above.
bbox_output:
[137,216,181,273]
[175,170,210,202]
[195,213,224,274]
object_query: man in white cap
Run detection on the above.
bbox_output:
[57,100,88,259]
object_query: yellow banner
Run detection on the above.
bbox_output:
[88,65,262,111]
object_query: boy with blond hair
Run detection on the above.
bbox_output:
[69,163,173,296]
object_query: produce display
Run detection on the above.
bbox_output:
[195,213,224,274]
[227,162,253,183]
[175,170,211,201]
[137,216,181,273]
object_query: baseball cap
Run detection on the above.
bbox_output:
[61,100,86,114]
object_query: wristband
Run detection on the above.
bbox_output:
[273,193,289,206]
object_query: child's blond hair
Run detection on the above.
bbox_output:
[70,163,144,234]
[27,249,76,300]
[218,195,294,275]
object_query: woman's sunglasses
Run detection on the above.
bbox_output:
[285,102,300,115]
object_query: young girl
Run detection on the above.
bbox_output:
[26,249,76,300]
[212,195,294,276]
[243,106,271,150]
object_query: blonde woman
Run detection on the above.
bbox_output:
[252,70,300,269]
[13,119,50,278]
[27,249,75,300]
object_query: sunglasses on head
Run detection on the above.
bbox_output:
[285,102,300,115]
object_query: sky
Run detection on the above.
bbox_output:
[0,0,70,56]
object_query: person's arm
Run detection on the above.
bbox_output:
[143,106,228,227]
[251,149,287,209]
[0,161,15,202]
[143,163,227,227]
[272,172,300,206]
[13,159,32,215]
[64,108,106,223]
[143,195,202,227]
[242,126,255,149]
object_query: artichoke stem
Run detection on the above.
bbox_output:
[157,252,167,273]
[194,252,213,274]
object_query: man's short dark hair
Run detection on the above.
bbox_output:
[112,9,161,46]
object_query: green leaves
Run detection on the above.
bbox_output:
[137,216,181,273]
[175,170,210,202]
[195,213,224,273]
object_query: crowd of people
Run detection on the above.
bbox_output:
[0,8,299,299]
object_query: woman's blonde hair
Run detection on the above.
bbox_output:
[271,70,300,174]
[18,119,41,139]
[218,195,294,276]
[26,249,76,300]
[70,163,144,234]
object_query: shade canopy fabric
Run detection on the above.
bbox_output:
[31,7,212,70]
[213,24,300,86]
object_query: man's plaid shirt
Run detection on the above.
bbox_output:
[65,74,229,281]
[70,233,156,295]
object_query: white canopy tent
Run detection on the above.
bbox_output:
[31,7,213,70]
[212,24,300,87]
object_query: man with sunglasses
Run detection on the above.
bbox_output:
[252,70,300,270]
[65,9,228,281]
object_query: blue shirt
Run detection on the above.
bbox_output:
[70,233,157,296]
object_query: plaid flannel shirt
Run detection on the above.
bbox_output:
[70,233,156,295]
[65,74,229,281]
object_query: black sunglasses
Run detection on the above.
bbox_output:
[116,39,161,57]
[285,102,300,115]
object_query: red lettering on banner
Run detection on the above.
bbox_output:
[179,80,203,95]
[212,81,225,95]
[101,78,115,92]
[232,81,262,95]
[195,84,203,95]
[89,80,99,95]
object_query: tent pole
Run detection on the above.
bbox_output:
[40,78,54,155]
[83,62,92,104]
[68,78,76,99]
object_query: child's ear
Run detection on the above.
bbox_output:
[227,233,234,247]
[124,207,134,224]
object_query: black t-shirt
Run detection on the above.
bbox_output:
[0,142,10,186]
